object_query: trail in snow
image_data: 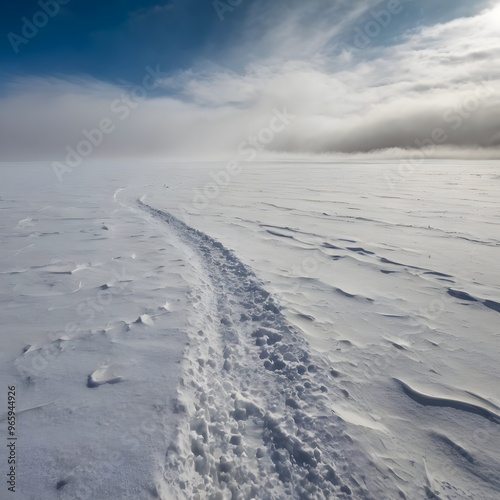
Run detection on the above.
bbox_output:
[136,200,403,500]
[3,161,498,499]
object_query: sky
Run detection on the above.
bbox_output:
[1,0,500,161]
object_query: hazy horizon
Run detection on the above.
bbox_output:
[1,0,500,163]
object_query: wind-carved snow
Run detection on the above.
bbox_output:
[2,161,499,499]
[137,200,400,500]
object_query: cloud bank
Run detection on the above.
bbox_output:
[1,0,500,162]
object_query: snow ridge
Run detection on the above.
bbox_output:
[137,200,398,500]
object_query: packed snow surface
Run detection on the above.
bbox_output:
[0,161,499,499]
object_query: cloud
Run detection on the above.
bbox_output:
[1,1,499,161]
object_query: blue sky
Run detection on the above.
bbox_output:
[1,0,493,85]
[1,0,254,84]
[1,0,499,160]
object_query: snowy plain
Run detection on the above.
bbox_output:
[1,160,499,499]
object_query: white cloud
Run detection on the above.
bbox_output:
[1,2,499,161]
